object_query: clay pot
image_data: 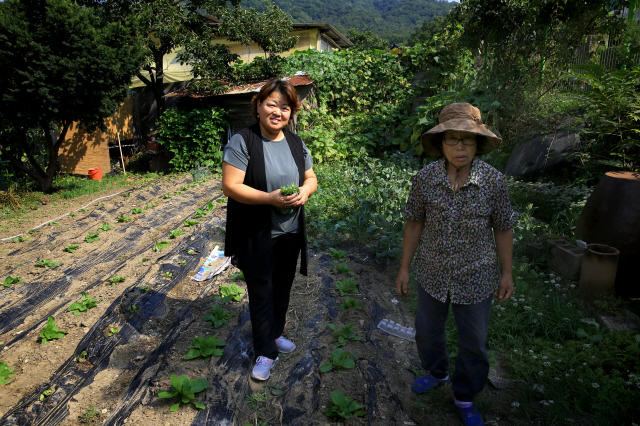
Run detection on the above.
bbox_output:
[575,171,640,297]
[579,244,620,300]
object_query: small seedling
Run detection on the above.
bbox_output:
[97,202,104,207]
[39,388,53,401]
[277,183,299,214]
[138,258,149,264]
[203,304,234,328]
[180,186,188,191]
[79,404,101,425]
[205,201,215,210]
[117,255,128,261]
[140,285,151,293]
[129,304,139,313]
[12,236,32,243]
[74,351,88,362]
[131,208,144,214]
[328,248,347,261]
[123,193,131,198]
[85,233,100,243]
[64,244,80,253]
[184,335,225,361]
[229,271,245,281]
[40,316,67,343]
[3,275,22,287]
[187,249,196,255]
[324,390,365,419]
[407,365,421,378]
[178,260,186,266]
[332,263,355,275]
[326,323,361,347]
[246,392,269,409]
[28,228,39,234]
[183,219,200,227]
[338,297,363,311]
[158,375,208,411]
[217,284,245,303]
[69,213,77,218]
[320,348,356,373]
[107,276,125,286]
[169,230,184,239]
[50,221,60,226]
[163,193,172,199]
[98,223,114,232]
[153,239,170,252]
[67,292,99,316]
[143,202,154,210]
[193,208,209,219]
[35,259,61,269]
[0,362,16,386]
[335,278,358,296]
[216,198,227,203]
[79,208,89,212]
[117,214,132,223]
[108,327,119,336]
[162,271,173,279]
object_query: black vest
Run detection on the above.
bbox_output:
[224,123,309,279]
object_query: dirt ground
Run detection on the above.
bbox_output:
[0,174,522,426]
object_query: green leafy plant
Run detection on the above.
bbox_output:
[75,351,87,362]
[64,244,80,253]
[229,271,245,281]
[98,223,113,232]
[184,336,226,361]
[178,260,186,265]
[50,221,59,226]
[107,275,125,286]
[335,278,358,296]
[3,275,22,287]
[193,208,209,219]
[169,230,184,239]
[219,284,245,302]
[158,375,209,411]
[131,208,144,214]
[206,200,215,210]
[338,297,363,311]
[328,248,347,261]
[122,193,131,198]
[332,263,354,275]
[324,390,365,419]
[129,304,139,313]
[180,186,188,192]
[12,236,32,243]
[327,323,361,347]
[162,271,173,279]
[70,213,77,217]
[277,183,299,214]
[163,193,172,199]
[35,259,60,269]
[40,388,53,401]
[203,304,234,328]
[407,365,421,378]
[320,348,356,373]
[153,239,170,252]
[0,361,16,386]
[67,292,99,316]
[79,208,89,213]
[79,404,101,425]
[28,228,39,234]
[40,316,67,343]
[187,249,196,255]
[216,198,226,203]
[97,202,104,207]
[183,219,200,227]
[117,214,132,223]
[138,258,149,264]
[108,327,119,336]
[140,285,151,293]
[84,233,100,243]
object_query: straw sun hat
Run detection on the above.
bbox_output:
[421,103,501,157]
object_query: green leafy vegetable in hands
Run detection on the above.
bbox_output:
[183,220,200,227]
[332,263,354,275]
[277,183,299,214]
[158,375,208,412]
[324,390,365,419]
[328,248,347,261]
[184,336,225,361]
[203,304,234,328]
[219,283,245,302]
[0,362,16,386]
[335,278,358,296]
[169,230,184,239]
[35,259,61,269]
[327,323,361,347]
[338,297,363,311]
[85,233,100,243]
[40,316,67,343]
[67,292,99,316]
[320,348,356,373]
[131,208,144,214]
[64,244,80,253]
[153,239,170,252]
[98,223,114,232]
[3,275,22,287]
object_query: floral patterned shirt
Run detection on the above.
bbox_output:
[404,158,519,304]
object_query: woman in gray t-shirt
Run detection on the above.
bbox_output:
[222,78,317,381]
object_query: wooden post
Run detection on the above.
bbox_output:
[114,111,127,175]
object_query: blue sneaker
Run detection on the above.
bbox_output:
[457,405,484,426]
[412,374,450,393]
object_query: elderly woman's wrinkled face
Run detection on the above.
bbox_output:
[442,130,477,170]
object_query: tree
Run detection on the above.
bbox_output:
[407,16,446,46]
[346,29,389,50]
[85,0,298,120]
[0,0,145,191]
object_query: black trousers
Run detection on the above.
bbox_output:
[244,232,300,360]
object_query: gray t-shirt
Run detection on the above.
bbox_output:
[223,133,313,237]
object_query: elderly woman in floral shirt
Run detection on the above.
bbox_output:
[395,103,518,426]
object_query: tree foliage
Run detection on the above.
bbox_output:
[407,16,446,46]
[0,0,144,191]
[346,29,388,51]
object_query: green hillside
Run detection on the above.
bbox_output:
[243,0,456,43]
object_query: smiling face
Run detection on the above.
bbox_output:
[441,130,477,170]
[257,91,291,140]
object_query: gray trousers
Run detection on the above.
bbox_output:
[415,285,492,402]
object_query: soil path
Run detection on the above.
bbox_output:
[0,175,511,426]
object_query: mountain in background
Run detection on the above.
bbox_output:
[243,0,456,43]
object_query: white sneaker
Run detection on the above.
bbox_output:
[251,356,278,381]
[275,336,296,354]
